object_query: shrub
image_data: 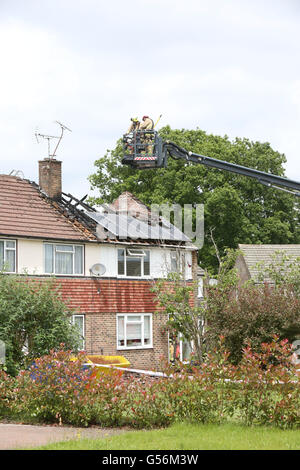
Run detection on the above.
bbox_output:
[3,339,299,429]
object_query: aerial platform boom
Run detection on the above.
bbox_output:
[122,130,300,197]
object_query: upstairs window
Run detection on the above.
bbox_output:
[118,248,150,277]
[44,243,83,275]
[0,240,16,272]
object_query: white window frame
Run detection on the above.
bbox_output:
[117,248,151,278]
[72,314,85,351]
[116,313,153,350]
[44,243,84,275]
[0,239,16,273]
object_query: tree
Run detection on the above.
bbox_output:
[0,275,81,375]
[88,126,300,273]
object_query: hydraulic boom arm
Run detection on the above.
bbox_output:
[163,141,300,197]
[122,130,300,197]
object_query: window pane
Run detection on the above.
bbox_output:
[127,249,145,256]
[74,246,83,274]
[171,252,178,272]
[126,257,141,276]
[5,241,15,249]
[144,316,150,345]
[44,244,53,273]
[118,249,125,275]
[73,316,84,350]
[144,251,150,276]
[5,249,15,272]
[126,323,142,346]
[0,242,4,270]
[55,245,73,252]
[127,315,141,322]
[182,339,193,362]
[55,251,73,274]
[118,316,125,347]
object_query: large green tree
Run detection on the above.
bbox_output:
[88,126,300,272]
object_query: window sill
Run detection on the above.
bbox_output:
[117,276,152,280]
[43,273,85,277]
[117,346,153,351]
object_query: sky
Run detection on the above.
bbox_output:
[0,0,300,199]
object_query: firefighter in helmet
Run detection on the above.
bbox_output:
[139,115,154,154]
[127,117,140,133]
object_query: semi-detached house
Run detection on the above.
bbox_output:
[0,157,198,370]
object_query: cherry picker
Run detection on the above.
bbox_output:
[122,130,300,197]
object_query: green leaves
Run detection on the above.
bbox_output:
[0,275,81,375]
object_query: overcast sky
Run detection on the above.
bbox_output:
[0,0,299,199]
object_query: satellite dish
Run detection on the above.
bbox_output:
[90,263,106,276]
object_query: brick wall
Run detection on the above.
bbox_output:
[38,158,62,200]
[55,277,170,370]
[26,257,198,371]
[84,311,168,371]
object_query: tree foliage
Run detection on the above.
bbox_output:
[88,126,299,272]
[0,275,81,375]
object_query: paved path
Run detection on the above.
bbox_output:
[0,423,129,449]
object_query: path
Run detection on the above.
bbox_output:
[0,423,129,449]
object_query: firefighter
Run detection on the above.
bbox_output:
[124,117,140,155]
[127,117,140,133]
[139,115,154,131]
[139,115,154,154]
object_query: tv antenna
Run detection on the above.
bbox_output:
[35,121,72,159]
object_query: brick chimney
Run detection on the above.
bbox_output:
[38,158,62,200]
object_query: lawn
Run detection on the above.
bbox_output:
[34,422,300,450]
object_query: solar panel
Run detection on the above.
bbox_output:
[85,211,191,242]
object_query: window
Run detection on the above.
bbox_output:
[117,314,152,349]
[72,315,85,350]
[0,239,16,272]
[118,248,150,277]
[170,251,178,272]
[169,332,193,363]
[170,250,186,276]
[44,243,84,275]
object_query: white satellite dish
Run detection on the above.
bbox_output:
[90,263,106,276]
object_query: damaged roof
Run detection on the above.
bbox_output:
[0,176,194,247]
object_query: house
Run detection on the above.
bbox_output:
[0,157,198,370]
[235,244,300,284]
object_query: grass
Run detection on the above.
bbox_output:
[34,422,300,450]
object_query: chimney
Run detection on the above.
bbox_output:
[38,158,62,200]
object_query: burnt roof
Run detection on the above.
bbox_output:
[0,175,195,247]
